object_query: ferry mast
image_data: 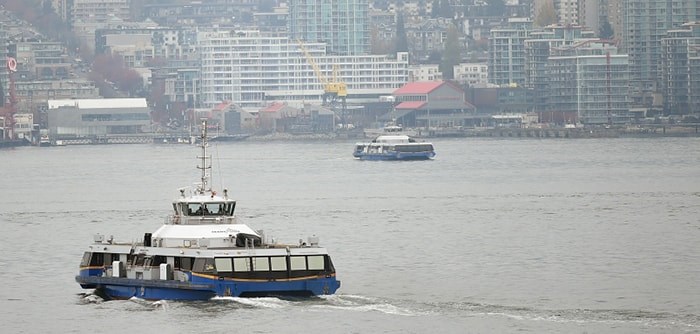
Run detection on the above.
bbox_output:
[196,119,211,195]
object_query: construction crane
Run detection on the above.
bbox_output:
[297,40,347,118]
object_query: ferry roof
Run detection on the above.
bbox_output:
[152,224,258,239]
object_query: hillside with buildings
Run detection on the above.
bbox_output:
[1,0,699,145]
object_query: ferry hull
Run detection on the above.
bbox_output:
[76,274,340,300]
[353,152,435,160]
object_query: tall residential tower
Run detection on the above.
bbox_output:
[287,0,370,55]
[620,0,699,107]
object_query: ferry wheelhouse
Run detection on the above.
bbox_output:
[76,120,340,300]
[353,135,436,161]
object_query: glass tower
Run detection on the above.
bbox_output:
[288,0,370,56]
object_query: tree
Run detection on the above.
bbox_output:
[599,18,614,40]
[440,25,461,80]
[394,13,409,53]
[534,0,557,27]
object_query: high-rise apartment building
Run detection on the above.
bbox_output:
[547,40,630,124]
[620,0,699,106]
[488,17,534,86]
[287,0,370,55]
[525,25,596,113]
[661,22,700,114]
[554,0,579,25]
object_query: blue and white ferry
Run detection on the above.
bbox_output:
[76,120,340,300]
[353,134,436,161]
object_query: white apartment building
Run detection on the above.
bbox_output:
[453,63,489,87]
[197,30,410,109]
[408,64,442,82]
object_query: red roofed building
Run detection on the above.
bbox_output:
[383,80,476,128]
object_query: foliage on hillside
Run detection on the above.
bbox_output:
[2,0,85,58]
[89,53,144,98]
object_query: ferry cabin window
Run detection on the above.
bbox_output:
[252,257,269,271]
[233,257,250,272]
[193,258,216,273]
[215,258,233,272]
[174,257,194,271]
[80,252,91,266]
[133,254,146,266]
[308,255,325,270]
[186,203,232,216]
[270,257,287,271]
[290,256,306,270]
[84,252,104,266]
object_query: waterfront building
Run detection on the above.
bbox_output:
[620,0,699,107]
[488,17,534,86]
[660,22,700,115]
[547,40,630,124]
[196,29,409,109]
[16,79,100,126]
[288,0,370,56]
[47,98,151,138]
[385,81,476,128]
[524,25,596,114]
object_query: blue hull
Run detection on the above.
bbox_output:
[76,273,340,300]
[353,152,435,160]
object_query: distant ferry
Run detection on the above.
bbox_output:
[353,134,435,161]
[363,124,419,138]
[76,120,340,300]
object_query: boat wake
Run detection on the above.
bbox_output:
[211,296,292,309]
[315,294,419,316]
[208,294,420,316]
[77,292,105,304]
[427,300,700,329]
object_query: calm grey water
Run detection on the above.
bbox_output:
[1,137,699,333]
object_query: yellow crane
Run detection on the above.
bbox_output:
[297,40,347,109]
